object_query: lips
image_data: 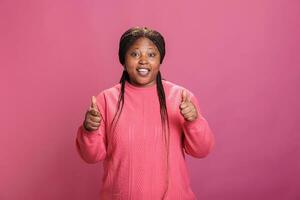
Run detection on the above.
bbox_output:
[137,66,150,71]
[137,68,150,72]
[136,67,150,76]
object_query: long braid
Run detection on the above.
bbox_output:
[156,71,170,199]
[110,70,128,135]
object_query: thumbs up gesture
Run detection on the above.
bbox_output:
[180,90,198,122]
[83,96,102,131]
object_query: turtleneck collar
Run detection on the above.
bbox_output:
[125,80,158,92]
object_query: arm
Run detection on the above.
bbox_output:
[182,92,215,158]
[75,92,107,163]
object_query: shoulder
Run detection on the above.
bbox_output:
[97,83,121,97]
[103,83,121,95]
[162,79,196,97]
[95,83,121,105]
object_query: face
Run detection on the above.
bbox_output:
[124,37,161,87]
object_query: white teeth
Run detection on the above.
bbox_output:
[137,69,149,72]
[137,68,150,76]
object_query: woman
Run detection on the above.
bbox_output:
[76,26,215,200]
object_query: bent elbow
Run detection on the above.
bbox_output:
[80,151,106,164]
[76,139,106,164]
[184,139,215,159]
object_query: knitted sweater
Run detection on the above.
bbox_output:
[76,80,215,200]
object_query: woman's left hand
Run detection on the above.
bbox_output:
[179,90,199,122]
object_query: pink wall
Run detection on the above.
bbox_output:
[1,0,299,199]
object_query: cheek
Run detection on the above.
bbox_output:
[124,60,137,70]
[126,67,136,75]
[150,58,161,68]
[124,54,137,65]
[151,63,160,72]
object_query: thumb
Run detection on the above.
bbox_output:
[91,96,99,110]
[181,89,189,103]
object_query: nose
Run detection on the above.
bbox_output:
[138,54,148,65]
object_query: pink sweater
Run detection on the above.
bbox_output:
[76,80,215,200]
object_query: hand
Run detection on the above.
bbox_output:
[83,96,102,131]
[180,90,198,122]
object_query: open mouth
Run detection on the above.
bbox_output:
[137,68,150,76]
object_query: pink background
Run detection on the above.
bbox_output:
[1,0,299,199]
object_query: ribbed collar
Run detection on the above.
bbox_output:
[125,80,158,92]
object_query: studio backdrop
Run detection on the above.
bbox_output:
[0,0,299,199]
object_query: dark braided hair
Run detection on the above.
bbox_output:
[111,27,170,199]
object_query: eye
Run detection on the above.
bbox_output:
[130,52,139,57]
[148,52,156,57]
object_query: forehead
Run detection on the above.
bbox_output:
[128,37,158,50]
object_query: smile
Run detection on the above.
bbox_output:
[137,68,150,76]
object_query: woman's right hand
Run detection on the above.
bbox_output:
[83,96,102,132]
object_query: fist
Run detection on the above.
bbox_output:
[179,90,198,122]
[83,96,102,131]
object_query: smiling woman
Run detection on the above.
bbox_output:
[124,37,161,87]
[75,26,215,200]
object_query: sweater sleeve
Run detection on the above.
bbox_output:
[75,92,107,163]
[182,92,215,158]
